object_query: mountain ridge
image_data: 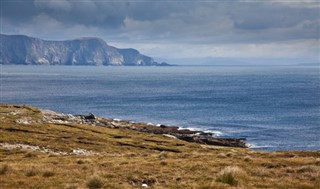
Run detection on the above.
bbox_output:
[0,34,169,66]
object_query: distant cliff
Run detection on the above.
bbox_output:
[0,34,169,66]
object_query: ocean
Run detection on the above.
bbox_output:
[1,65,319,151]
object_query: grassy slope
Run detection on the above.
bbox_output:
[0,104,319,189]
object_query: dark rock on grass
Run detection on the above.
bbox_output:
[84,113,96,120]
[75,113,96,120]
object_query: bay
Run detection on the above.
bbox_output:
[1,65,319,151]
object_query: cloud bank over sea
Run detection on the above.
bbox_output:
[1,0,319,64]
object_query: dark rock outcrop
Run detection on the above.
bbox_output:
[127,124,247,148]
[40,110,247,148]
[0,34,168,66]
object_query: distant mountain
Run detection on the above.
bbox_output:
[0,34,169,66]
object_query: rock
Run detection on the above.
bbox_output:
[158,151,167,159]
[174,129,198,135]
[173,135,247,148]
[15,117,33,124]
[217,153,227,158]
[162,134,178,139]
[84,113,96,120]
[159,125,179,130]
[197,132,213,137]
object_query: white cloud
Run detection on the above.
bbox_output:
[239,0,320,8]
[266,0,320,8]
[12,13,103,41]
[111,39,319,60]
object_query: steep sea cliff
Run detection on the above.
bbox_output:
[0,34,169,66]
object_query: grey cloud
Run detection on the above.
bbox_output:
[2,1,318,40]
[1,0,39,23]
[0,0,319,61]
[33,0,125,28]
[231,3,319,30]
[34,0,72,12]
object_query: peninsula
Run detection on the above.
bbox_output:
[0,104,319,188]
[0,34,169,66]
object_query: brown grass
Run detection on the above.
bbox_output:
[215,166,247,186]
[42,170,55,177]
[86,176,105,189]
[25,168,38,177]
[0,164,9,175]
[0,104,320,189]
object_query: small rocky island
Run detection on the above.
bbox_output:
[0,34,169,66]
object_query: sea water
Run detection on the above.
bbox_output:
[1,65,319,151]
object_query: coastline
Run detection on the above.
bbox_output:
[38,106,247,148]
[1,103,320,188]
[2,65,319,152]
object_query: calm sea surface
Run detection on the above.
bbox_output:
[1,65,319,151]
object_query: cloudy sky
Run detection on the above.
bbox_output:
[1,0,319,64]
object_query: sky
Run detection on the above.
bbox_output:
[0,0,319,65]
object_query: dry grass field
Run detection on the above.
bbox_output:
[0,104,319,188]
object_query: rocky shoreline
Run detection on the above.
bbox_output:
[39,109,247,148]
[2,105,319,189]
